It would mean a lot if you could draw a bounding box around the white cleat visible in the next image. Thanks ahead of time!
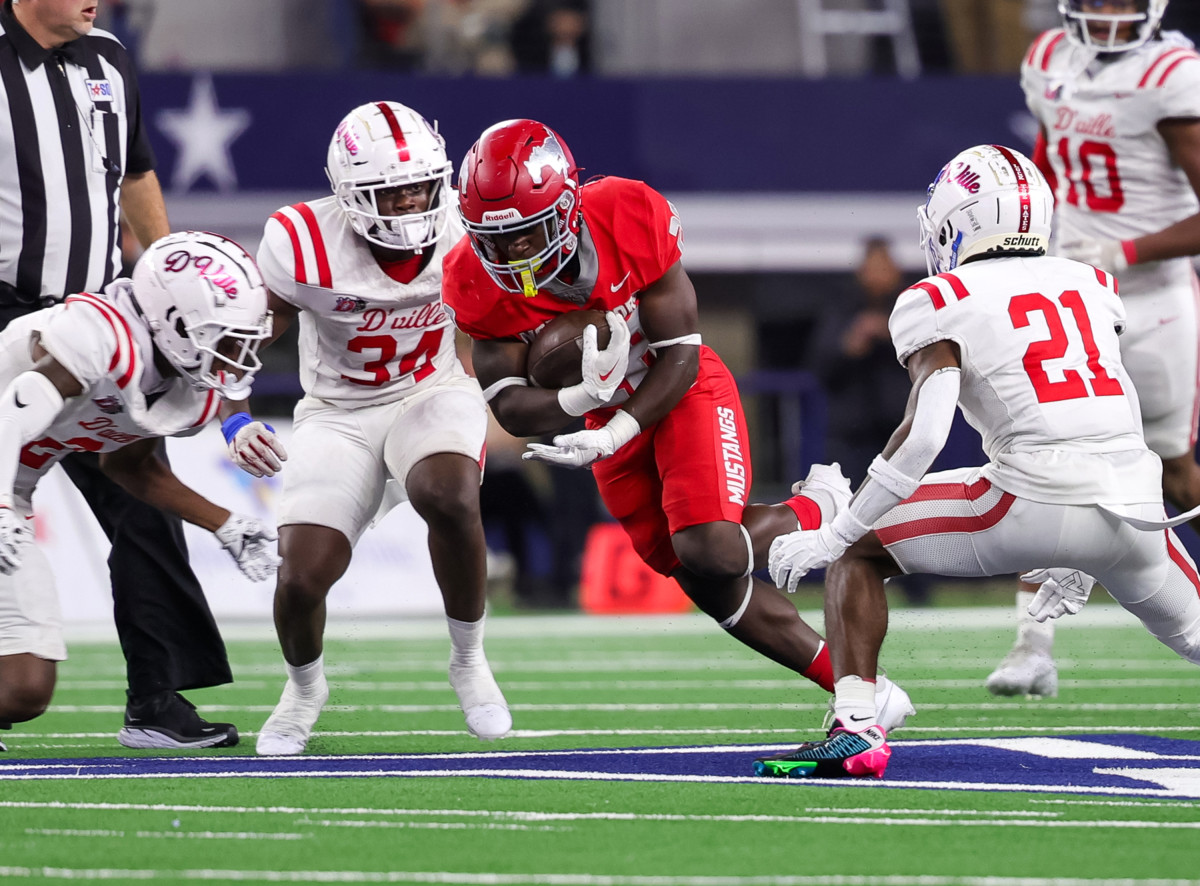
[822,673,916,733]
[985,644,1058,697]
[792,462,853,519]
[255,675,329,756]
[874,674,916,732]
[449,661,512,741]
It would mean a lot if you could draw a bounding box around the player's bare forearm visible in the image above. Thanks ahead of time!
[489,385,580,438]
[100,440,230,532]
[618,342,698,430]
[121,171,170,247]
[1137,119,1200,263]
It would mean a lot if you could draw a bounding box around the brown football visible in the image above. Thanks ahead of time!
[526,310,612,389]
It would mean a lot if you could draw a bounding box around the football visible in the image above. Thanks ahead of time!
[526,310,611,389]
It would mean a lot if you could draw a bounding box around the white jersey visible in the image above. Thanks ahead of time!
[0,282,220,505]
[257,196,466,409]
[889,255,1161,505]
[1021,29,1200,294]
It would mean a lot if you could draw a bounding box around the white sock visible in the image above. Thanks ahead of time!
[447,616,487,668]
[832,675,877,728]
[285,655,326,695]
[1015,590,1055,654]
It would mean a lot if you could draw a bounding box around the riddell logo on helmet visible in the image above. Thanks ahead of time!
[483,209,522,223]
[1002,235,1041,248]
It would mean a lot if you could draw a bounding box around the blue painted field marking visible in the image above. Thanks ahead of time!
[2,735,1199,798]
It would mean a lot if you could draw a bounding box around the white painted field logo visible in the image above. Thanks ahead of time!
[716,406,746,506]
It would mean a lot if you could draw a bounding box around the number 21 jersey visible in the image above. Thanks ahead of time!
[889,256,1161,505]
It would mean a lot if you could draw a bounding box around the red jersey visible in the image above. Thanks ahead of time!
[444,176,685,405]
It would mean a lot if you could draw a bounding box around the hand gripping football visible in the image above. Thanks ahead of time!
[526,309,612,389]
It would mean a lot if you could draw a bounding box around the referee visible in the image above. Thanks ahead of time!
[0,0,238,749]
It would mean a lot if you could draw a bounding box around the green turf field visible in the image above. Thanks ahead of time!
[2,601,1199,885]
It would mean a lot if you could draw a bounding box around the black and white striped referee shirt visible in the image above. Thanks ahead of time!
[0,0,154,303]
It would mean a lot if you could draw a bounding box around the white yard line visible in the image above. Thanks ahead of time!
[2,868,1200,885]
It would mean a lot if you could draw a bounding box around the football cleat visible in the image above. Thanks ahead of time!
[754,723,891,779]
[118,691,238,750]
[985,644,1058,697]
[823,674,916,734]
[256,675,330,756]
[791,462,853,522]
[449,661,512,741]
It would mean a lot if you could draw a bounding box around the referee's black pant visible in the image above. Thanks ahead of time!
[1,298,232,700]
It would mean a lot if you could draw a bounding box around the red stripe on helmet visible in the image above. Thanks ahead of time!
[376,102,411,163]
[991,144,1032,234]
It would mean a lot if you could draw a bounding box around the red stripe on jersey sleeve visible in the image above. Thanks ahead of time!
[1028,31,1065,71]
[1094,267,1109,288]
[1154,52,1200,88]
[270,210,307,285]
[936,272,970,302]
[294,203,333,289]
[1138,48,1193,88]
[67,293,139,389]
[912,281,946,310]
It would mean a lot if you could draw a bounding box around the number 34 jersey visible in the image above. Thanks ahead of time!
[889,256,1161,506]
[257,196,466,409]
[1021,30,1200,292]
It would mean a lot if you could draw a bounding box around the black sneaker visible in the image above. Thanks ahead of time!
[118,691,238,749]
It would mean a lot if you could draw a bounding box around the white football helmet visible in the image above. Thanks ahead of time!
[1060,0,1167,53]
[326,101,453,252]
[131,231,272,401]
[918,145,1054,275]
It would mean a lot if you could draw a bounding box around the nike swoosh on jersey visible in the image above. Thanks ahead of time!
[610,272,632,292]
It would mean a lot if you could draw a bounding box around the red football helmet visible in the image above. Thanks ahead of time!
[457,119,582,296]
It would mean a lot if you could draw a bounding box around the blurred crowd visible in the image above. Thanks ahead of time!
[98,0,1200,77]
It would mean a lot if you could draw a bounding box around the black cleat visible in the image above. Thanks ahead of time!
[753,723,891,779]
[118,691,238,749]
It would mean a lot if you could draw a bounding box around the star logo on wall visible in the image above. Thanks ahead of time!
[156,75,251,193]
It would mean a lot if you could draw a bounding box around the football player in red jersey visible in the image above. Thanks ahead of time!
[442,119,915,731]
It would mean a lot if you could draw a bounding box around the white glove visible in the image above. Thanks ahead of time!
[227,420,288,478]
[1057,237,1130,274]
[558,311,632,416]
[215,514,280,582]
[0,507,33,576]
[524,409,640,469]
[768,525,847,594]
[1022,567,1096,623]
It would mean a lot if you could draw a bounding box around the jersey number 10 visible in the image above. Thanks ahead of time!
[1056,138,1124,212]
[1009,290,1124,403]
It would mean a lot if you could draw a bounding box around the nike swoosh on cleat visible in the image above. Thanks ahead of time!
[610,272,632,292]
[13,393,27,408]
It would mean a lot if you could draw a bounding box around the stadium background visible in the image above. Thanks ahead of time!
[44,0,1200,623]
